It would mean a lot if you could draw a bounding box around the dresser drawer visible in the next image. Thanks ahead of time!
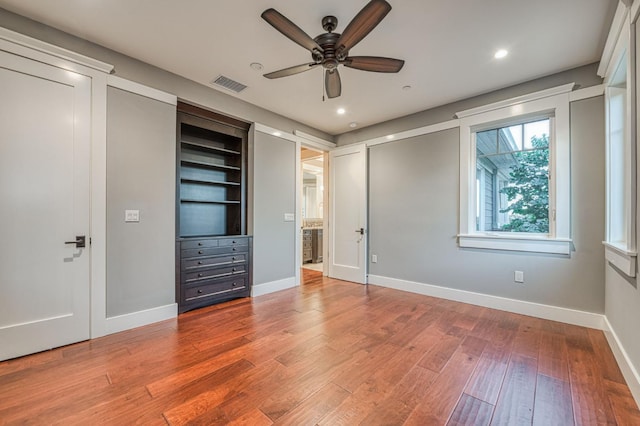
[185,264,247,282]
[184,276,248,302]
[218,237,249,247]
[182,253,247,271]
[182,245,247,258]
[181,238,219,250]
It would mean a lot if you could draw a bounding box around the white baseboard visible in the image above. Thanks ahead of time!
[367,275,605,330]
[603,317,640,406]
[105,303,177,335]
[252,276,298,297]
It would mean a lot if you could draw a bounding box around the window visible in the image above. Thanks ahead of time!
[475,119,550,234]
[601,18,636,277]
[457,84,573,254]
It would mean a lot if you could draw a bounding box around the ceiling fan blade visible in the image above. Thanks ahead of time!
[261,8,323,53]
[264,63,320,79]
[336,0,392,55]
[344,56,404,73]
[325,69,342,99]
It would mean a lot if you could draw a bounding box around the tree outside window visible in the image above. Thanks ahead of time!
[475,119,550,233]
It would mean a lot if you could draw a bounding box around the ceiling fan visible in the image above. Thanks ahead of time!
[261,0,404,99]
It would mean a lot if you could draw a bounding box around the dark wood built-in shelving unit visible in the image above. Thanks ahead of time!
[176,102,252,313]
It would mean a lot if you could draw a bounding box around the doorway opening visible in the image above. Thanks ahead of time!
[300,147,327,282]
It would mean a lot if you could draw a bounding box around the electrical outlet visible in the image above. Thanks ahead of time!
[514,270,524,283]
[371,254,378,263]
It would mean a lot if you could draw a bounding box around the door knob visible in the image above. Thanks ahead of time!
[64,235,86,248]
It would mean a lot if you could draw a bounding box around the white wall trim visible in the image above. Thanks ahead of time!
[454,83,576,119]
[294,130,336,149]
[105,304,177,336]
[255,122,299,143]
[569,84,605,102]
[603,242,638,277]
[252,276,297,297]
[365,119,460,147]
[603,316,640,406]
[459,234,572,255]
[599,2,630,77]
[107,75,177,105]
[0,26,114,74]
[368,275,605,330]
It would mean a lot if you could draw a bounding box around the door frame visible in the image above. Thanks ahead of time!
[297,139,332,279]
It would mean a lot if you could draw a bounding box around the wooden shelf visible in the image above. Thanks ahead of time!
[181,140,241,156]
[181,199,241,205]
[181,159,241,171]
[181,178,240,187]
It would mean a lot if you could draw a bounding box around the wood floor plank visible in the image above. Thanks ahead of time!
[532,374,574,426]
[447,393,494,426]
[271,382,350,425]
[405,349,482,425]
[464,351,508,405]
[0,273,637,425]
[490,353,537,425]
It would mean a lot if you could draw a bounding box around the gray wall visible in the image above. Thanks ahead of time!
[106,87,176,317]
[368,96,605,313]
[0,8,333,143]
[252,131,296,286]
[338,63,603,146]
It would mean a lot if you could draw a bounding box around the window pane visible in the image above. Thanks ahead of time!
[502,125,523,151]
[475,120,550,233]
[524,119,550,149]
[476,129,498,156]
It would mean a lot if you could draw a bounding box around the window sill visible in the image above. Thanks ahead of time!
[603,242,637,277]
[458,234,572,255]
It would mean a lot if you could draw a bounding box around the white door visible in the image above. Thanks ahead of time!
[0,51,91,361]
[329,143,367,284]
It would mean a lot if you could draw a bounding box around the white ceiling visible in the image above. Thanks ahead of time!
[0,0,617,135]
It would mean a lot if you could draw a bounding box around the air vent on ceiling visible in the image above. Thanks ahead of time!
[211,75,247,93]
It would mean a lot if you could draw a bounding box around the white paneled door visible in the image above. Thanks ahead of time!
[329,143,367,284]
[0,51,91,361]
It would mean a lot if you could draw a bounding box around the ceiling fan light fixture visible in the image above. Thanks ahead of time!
[337,108,346,115]
[349,122,358,128]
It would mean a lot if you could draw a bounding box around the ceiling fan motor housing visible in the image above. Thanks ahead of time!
[314,31,342,69]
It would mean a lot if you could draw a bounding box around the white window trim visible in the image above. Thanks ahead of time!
[601,9,638,277]
[457,84,573,255]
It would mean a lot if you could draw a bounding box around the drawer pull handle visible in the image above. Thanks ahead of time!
[232,282,237,287]
[232,257,236,260]
[198,273,203,277]
[198,242,203,246]
[232,240,237,244]
[232,247,236,251]
[198,261,203,265]
[197,289,203,294]
[198,250,203,254]
[232,268,236,272]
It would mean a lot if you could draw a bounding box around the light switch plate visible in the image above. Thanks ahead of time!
[284,213,295,222]
[514,270,524,283]
[125,210,140,222]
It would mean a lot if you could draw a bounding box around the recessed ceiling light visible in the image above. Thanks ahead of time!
[386,135,395,140]
[494,49,508,59]
[402,85,412,91]
[250,62,264,71]
[273,131,281,137]
[349,122,358,128]
[337,108,346,115]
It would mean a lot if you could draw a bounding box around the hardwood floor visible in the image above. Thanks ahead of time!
[1,270,639,425]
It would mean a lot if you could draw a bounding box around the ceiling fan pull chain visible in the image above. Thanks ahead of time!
[322,70,325,102]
